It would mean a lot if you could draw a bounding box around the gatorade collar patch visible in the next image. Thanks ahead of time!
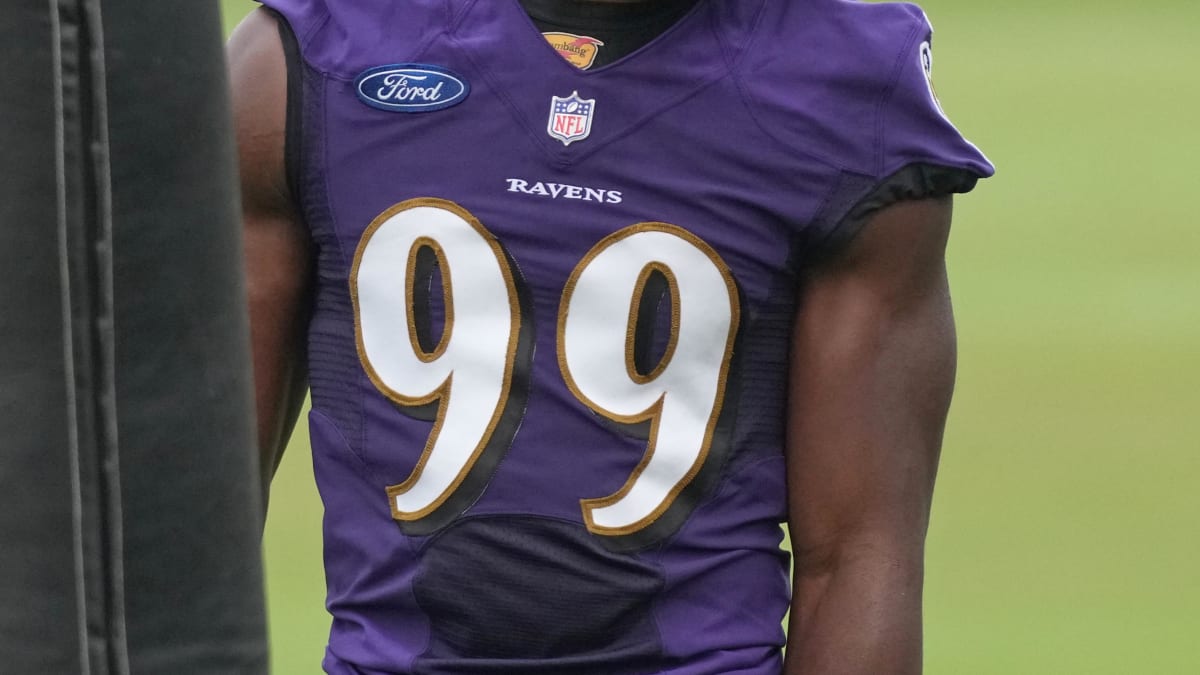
[543,33,605,70]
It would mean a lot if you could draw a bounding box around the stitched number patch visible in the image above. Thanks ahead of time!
[559,225,739,537]
[352,199,526,531]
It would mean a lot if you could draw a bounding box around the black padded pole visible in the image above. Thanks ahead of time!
[0,3,86,672]
[0,2,268,673]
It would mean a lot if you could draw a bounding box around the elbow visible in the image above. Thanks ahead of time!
[792,528,928,587]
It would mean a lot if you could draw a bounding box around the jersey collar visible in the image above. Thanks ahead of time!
[449,0,735,166]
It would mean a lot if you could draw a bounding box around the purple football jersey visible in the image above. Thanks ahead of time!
[258,0,993,673]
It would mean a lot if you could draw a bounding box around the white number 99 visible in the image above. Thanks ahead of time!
[352,202,740,543]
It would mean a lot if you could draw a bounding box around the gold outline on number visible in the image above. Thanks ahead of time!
[624,262,681,385]
[350,198,522,524]
[405,236,454,363]
[557,222,741,538]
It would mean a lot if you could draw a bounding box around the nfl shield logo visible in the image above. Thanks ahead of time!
[547,91,595,146]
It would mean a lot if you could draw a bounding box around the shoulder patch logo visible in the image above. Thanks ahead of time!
[919,42,946,116]
[548,91,596,146]
[355,64,470,113]
[543,32,605,70]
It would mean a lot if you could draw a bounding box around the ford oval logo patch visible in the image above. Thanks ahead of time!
[355,64,470,113]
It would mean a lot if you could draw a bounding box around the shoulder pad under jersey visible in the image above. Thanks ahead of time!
[734,0,993,180]
[259,0,453,79]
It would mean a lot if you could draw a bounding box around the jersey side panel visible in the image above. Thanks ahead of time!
[734,0,994,250]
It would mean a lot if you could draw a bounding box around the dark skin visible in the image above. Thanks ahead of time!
[784,195,954,674]
[229,8,955,674]
[228,9,311,497]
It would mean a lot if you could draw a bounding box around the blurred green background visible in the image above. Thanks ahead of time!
[220,0,1200,672]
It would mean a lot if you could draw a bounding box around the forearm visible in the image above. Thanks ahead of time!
[246,265,309,500]
[785,545,924,674]
[251,336,307,487]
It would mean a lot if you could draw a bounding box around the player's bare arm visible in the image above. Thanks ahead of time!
[785,197,956,674]
[227,9,312,501]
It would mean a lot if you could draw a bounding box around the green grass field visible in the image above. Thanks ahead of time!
[221,1,1200,672]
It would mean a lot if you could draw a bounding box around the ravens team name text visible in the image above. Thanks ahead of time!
[505,178,623,204]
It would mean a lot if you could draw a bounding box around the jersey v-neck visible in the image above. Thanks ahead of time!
[519,0,700,70]
[452,0,734,165]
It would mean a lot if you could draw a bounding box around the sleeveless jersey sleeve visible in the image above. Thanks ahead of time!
[257,0,328,53]
[810,6,995,256]
[257,0,447,77]
[879,13,993,180]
